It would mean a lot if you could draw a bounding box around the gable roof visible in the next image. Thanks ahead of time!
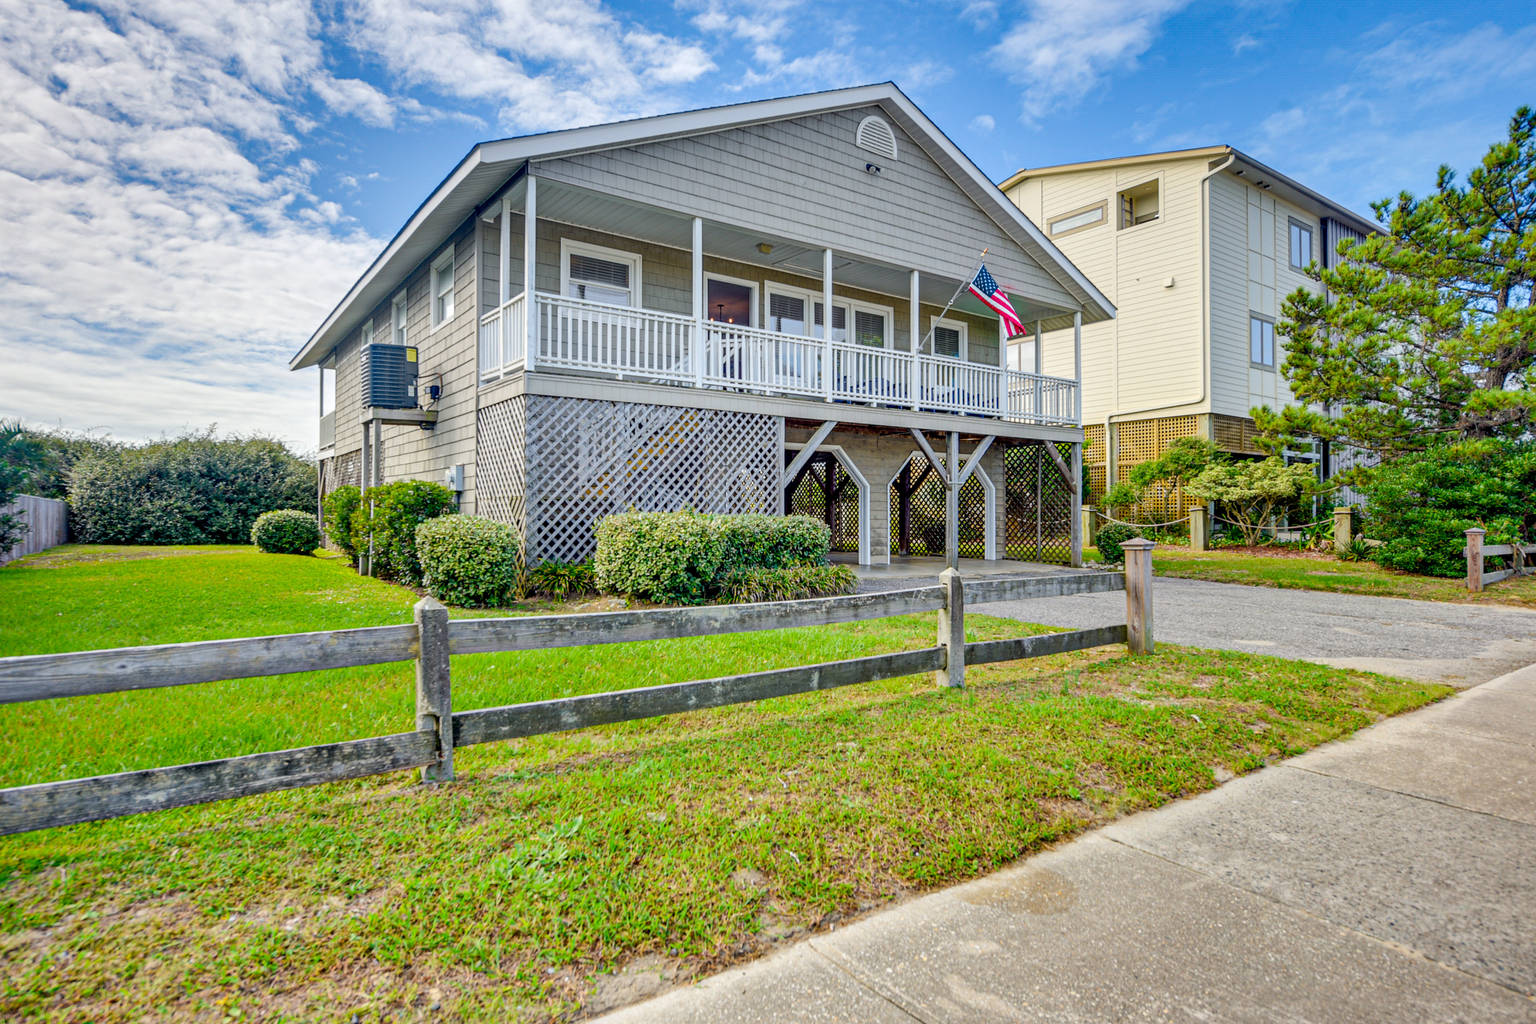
[999,145,1379,238]
[291,82,1114,370]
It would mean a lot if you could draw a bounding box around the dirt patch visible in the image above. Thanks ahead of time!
[1202,546,1331,560]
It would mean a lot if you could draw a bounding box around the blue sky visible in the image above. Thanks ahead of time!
[4,0,1534,448]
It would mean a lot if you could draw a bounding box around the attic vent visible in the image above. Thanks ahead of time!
[855,116,898,161]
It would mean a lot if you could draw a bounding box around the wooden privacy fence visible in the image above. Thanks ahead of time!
[1465,528,1536,592]
[0,543,1156,837]
[2,495,68,565]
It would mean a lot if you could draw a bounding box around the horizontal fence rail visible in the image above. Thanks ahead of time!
[1464,528,1536,592]
[0,552,1156,836]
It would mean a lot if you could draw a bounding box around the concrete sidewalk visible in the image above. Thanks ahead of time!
[595,663,1536,1023]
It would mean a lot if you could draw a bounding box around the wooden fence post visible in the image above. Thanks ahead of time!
[414,597,453,782]
[1465,527,1485,593]
[1334,506,1354,553]
[935,567,965,688]
[1122,538,1155,654]
[1188,506,1208,552]
[1081,505,1099,549]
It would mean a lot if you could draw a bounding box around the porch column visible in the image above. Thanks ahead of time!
[524,173,538,372]
[898,460,911,556]
[946,431,960,570]
[998,303,1008,417]
[1070,441,1084,567]
[1073,310,1082,423]
[692,216,704,386]
[909,269,921,410]
[499,195,512,305]
[1034,318,1043,421]
[823,248,835,402]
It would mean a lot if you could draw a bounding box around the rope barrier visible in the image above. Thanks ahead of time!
[1094,512,1191,529]
[1211,515,1332,532]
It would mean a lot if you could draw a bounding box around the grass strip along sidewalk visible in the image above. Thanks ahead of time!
[1147,546,1536,609]
[0,546,1447,1022]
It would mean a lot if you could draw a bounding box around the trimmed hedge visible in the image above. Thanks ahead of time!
[718,563,857,603]
[416,516,519,607]
[321,485,361,559]
[251,510,320,554]
[1095,523,1142,565]
[593,511,834,605]
[350,481,458,585]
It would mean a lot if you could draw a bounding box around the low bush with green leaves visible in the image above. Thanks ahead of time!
[416,516,519,607]
[715,514,830,576]
[525,559,596,600]
[1094,522,1142,565]
[250,510,320,554]
[321,485,361,559]
[718,563,857,603]
[594,510,725,605]
[350,480,457,585]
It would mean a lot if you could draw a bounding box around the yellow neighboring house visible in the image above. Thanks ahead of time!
[1000,147,1377,512]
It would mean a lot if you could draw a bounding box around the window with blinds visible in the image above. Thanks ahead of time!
[853,309,886,346]
[933,324,961,357]
[567,252,634,306]
[768,292,807,334]
[813,301,847,341]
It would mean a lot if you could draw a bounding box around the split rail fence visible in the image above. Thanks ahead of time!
[0,543,1155,837]
[1464,527,1536,592]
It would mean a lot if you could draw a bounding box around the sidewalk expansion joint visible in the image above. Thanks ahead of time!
[805,939,933,1024]
[1278,762,1536,830]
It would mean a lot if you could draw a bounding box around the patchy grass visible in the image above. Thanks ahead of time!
[1147,546,1536,609]
[0,545,1448,1022]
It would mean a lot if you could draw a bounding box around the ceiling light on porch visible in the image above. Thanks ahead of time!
[757,242,773,255]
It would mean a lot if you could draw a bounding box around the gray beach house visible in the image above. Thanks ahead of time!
[291,83,1113,568]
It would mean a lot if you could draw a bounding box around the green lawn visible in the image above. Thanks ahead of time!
[1143,545,1536,609]
[0,546,1448,1022]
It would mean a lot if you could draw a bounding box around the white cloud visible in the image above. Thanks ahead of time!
[970,114,996,133]
[991,0,1192,125]
[904,60,954,91]
[1232,33,1258,55]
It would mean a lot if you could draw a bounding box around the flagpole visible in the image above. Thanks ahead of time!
[916,247,989,354]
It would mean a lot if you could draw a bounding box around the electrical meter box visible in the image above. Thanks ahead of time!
[361,344,418,409]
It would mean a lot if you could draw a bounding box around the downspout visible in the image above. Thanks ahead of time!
[1103,150,1236,484]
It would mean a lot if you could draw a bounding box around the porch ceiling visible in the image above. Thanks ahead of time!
[533,179,1071,324]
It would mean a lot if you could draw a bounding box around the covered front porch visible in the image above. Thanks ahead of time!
[474,171,1084,428]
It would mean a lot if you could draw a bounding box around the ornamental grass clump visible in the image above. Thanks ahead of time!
[250,510,321,554]
[416,516,520,607]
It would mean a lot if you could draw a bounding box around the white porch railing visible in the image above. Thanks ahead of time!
[478,293,527,381]
[477,292,1081,426]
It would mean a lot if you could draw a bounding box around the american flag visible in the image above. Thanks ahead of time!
[969,264,1027,338]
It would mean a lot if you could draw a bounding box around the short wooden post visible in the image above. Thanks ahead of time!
[414,597,453,782]
[1334,506,1353,553]
[935,567,965,688]
[1082,505,1099,549]
[1188,506,1208,552]
[1122,538,1155,655]
[1465,527,1485,593]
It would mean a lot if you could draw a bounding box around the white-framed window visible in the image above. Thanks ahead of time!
[391,290,408,345]
[430,246,455,329]
[1288,218,1314,269]
[706,273,757,327]
[361,318,375,347]
[848,304,891,347]
[1250,314,1276,367]
[561,238,641,307]
[1048,202,1107,238]
[765,282,891,346]
[930,316,968,359]
[1117,178,1160,229]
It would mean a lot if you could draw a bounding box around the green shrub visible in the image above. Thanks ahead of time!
[526,559,595,600]
[717,563,857,603]
[250,510,320,554]
[321,486,361,559]
[1361,440,1534,578]
[714,514,831,577]
[594,510,725,605]
[350,481,458,585]
[1095,523,1142,564]
[416,516,519,607]
[67,430,315,544]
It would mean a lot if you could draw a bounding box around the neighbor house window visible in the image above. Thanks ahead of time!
[361,318,375,347]
[392,290,408,345]
[1289,219,1314,269]
[561,239,641,307]
[931,317,967,359]
[430,247,455,328]
[1118,179,1160,229]
[1250,314,1276,367]
[1048,202,1107,237]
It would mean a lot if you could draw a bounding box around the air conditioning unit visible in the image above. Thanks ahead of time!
[361,344,418,409]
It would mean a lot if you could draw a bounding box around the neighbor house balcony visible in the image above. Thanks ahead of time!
[478,291,1079,426]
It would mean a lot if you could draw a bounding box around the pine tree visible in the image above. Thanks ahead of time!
[1256,107,1536,456]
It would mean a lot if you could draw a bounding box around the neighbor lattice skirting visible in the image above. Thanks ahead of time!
[477,394,778,564]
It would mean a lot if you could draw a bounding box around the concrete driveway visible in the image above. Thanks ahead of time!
[983,575,1536,687]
